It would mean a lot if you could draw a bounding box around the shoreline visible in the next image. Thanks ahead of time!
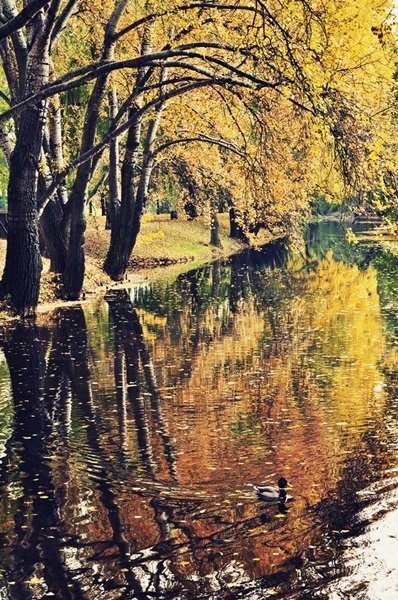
[0,212,281,322]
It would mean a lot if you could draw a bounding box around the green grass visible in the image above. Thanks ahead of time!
[135,213,242,259]
[86,212,244,264]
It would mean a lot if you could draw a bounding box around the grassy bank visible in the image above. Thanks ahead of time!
[85,212,245,266]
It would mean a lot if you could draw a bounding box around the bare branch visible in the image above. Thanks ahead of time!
[0,42,287,124]
[114,3,258,41]
[153,134,246,158]
[37,76,255,214]
[0,0,50,42]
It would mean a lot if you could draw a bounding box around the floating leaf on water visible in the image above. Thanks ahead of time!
[25,576,44,585]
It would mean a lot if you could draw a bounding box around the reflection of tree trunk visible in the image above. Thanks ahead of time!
[211,260,221,299]
[95,477,146,597]
[2,322,86,600]
[107,289,178,481]
[229,253,251,313]
[126,342,157,479]
[108,291,157,478]
[55,307,145,596]
[115,344,129,466]
[130,308,178,483]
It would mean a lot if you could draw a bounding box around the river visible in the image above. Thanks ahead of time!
[1,222,398,599]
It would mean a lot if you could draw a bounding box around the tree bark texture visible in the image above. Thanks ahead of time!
[104,111,141,281]
[0,3,51,316]
[1,99,47,317]
[104,42,162,282]
[229,206,249,243]
[107,87,120,230]
[210,206,222,248]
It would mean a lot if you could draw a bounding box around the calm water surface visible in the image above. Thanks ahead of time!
[1,223,398,599]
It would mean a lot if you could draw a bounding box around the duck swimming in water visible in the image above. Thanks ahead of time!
[254,477,290,503]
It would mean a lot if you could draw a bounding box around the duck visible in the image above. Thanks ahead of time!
[254,477,291,503]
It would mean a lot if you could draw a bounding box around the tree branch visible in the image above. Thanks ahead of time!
[0,0,50,42]
[0,42,286,124]
[153,134,246,158]
[114,3,258,41]
[36,77,254,214]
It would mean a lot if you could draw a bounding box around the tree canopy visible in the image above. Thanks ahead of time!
[0,0,396,316]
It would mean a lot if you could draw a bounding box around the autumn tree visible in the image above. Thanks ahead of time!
[101,0,397,280]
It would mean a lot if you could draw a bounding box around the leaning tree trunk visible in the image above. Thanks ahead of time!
[39,197,67,274]
[38,124,68,273]
[104,108,162,281]
[104,51,163,282]
[61,0,129,300]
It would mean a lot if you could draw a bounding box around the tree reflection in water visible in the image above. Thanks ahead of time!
[1,233,398,599]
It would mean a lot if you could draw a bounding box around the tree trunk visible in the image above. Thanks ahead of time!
[104,109,162,281]
[210,206,222,247]
[229,206,249,243]
[0,5,50,317]
[3,111,44,316]
[104,110,141,281]
[61,0,129,300]
[39,126,67,273]
[107,87,120,230]
[39,198,67,273]
[61,174,88,300]
[104,48,163,282]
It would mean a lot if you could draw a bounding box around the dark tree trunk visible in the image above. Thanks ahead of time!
[104,23,156,282]
[1,107,44,317]
[61,0,128,300]
[104,105,160,282]
[39,198,67,273]
[61,175,87,300]
[0,6,52,317]
[210,207,222,248]
[229,206,249,243]
[104,112,141,281]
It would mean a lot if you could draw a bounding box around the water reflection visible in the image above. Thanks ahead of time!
[0,225,398,598]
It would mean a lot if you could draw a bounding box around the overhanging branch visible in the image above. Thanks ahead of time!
[0,43,286,124]
[153,134,246,158]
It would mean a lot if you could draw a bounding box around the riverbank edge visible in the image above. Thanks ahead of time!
[0,213,265,322]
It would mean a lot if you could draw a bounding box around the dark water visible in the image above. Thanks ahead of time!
[1,223,398,599]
